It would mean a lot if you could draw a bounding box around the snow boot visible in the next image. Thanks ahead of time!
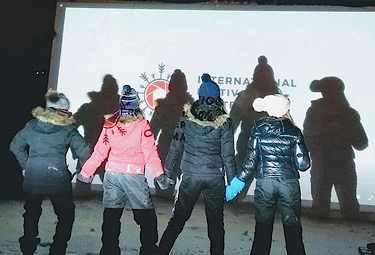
[283,224,306,255]
[100,208,124,255]
[133,209,158,255]
[19,236,41,255]
[250,222,273,255]
[49,200,75,255]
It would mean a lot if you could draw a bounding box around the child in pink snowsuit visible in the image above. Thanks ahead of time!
[78,85,172,255]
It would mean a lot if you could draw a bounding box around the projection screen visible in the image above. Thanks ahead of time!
[49,2,375,206]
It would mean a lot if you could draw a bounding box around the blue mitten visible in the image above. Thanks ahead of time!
[225,176,246,201]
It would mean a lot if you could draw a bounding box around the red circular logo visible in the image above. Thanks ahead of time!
[144,79,170,109]
[144,129,153,137]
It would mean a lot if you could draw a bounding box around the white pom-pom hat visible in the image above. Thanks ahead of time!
[253,94,290,118]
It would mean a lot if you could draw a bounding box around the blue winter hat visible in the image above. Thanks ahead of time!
[120,85,140,110]
[198,73,220,99]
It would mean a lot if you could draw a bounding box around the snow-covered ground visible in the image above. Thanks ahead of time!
[1,189,374,255]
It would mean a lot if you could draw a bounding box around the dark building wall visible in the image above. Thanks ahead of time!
[1,0,57,199]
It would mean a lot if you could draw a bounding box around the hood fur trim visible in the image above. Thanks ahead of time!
[184,103,229,128]
[104,112,144,127]
[32,106,75,126]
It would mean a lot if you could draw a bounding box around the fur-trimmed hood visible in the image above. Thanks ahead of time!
[32,106,75,126]
[184,103,230,128]
[103,110,144,128]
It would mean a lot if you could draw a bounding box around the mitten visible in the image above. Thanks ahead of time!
[155,174,174,190]
[225,176,246,201]
[77,173,94,183]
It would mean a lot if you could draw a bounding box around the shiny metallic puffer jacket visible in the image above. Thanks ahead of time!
[237,116,310,182]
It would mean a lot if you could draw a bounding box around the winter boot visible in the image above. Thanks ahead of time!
[158,210,190,255]
[19,236,41,255]
[207,214,224,255]
[367,243,375,254]
[100,208,124,255]
[21,195,42,255]
[283,224,306,255]
[49,201,75,255]
[133,209,159,255]
[250,222,274,255]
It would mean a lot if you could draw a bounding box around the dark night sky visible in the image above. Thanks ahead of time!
[1,0,374,199]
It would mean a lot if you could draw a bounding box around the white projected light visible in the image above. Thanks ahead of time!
[50,3,375,206]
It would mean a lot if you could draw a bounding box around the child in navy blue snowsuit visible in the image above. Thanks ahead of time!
[226,94,310,255]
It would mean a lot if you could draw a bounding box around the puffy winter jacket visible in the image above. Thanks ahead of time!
[9,107,91,194]
[80,113,164,178]
[237,116,310,182]
[164,103,237,182]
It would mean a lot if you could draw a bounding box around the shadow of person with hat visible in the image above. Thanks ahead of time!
[303,76,368,220]
[230,56,280,201]
[150,69,194,198]
[73,74,120,196]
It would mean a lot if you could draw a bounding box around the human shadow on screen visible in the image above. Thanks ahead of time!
[303,76,368,219]
[150,69,194,198]
[73,74,120,194]
[230,56,280,201]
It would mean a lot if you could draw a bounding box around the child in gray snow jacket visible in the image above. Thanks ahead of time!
[10,90,91,255]
[157,74,237,255]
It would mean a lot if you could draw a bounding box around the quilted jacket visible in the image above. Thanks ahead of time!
[164,103,237,182]
[9,107,91,194]
[237,116,310,182]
